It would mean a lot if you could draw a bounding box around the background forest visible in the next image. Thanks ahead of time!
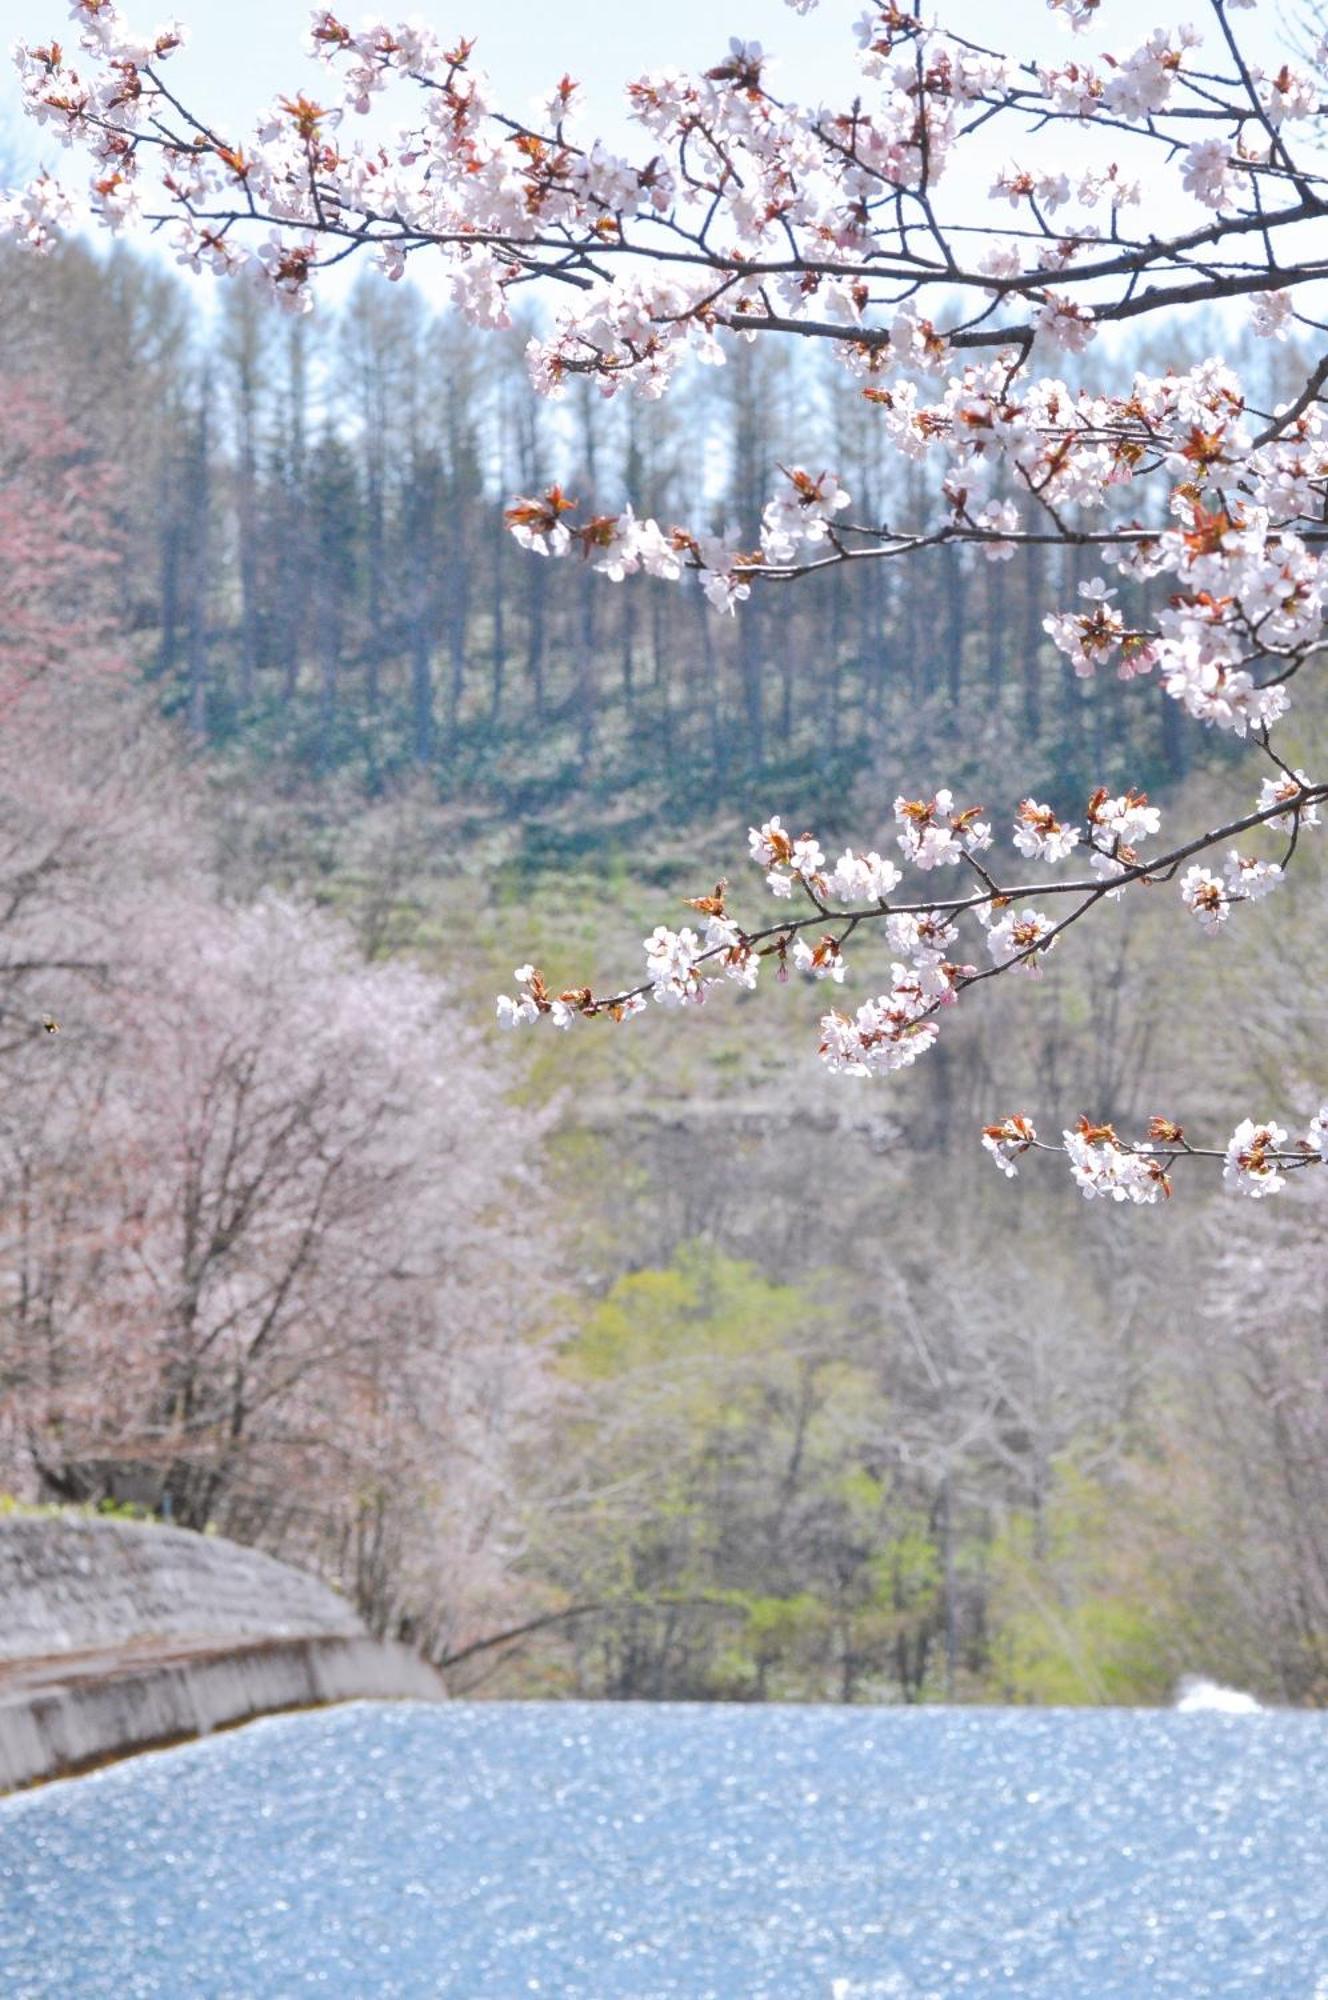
[0,236,1325,1707]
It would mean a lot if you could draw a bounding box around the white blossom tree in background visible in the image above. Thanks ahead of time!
[5,0,1328,1201]
[2,888,553,1646]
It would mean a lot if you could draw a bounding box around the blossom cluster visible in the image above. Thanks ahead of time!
[6,6,1325,383]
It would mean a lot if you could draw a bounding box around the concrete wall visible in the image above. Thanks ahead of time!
[0,1516,446,1791]
[0,1514,363,1658]
[0,1636,445,1792]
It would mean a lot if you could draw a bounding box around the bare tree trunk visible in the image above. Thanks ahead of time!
[282,322,311,706]
[185,382,210,738]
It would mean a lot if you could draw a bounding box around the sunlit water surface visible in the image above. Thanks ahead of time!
[2,1701,1326,1998]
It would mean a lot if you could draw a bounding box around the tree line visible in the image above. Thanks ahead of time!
[7,239,1297,847]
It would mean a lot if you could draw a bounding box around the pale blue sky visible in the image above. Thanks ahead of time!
[7,0,1293,155]
[2,0,920,161]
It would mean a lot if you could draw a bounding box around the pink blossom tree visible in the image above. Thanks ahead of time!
[0,378,189,1065]
[6,0,1328,1199]
[0,388,121,693]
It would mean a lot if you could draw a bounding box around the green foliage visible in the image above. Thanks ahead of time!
[0,1495,155,1524]
[514,1245,964,1701]
[566,1245,820,1384]
[987,1465,1179,1705]
[0,1494,65,1519]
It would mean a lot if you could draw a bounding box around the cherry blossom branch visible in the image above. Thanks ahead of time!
[982,1107,1328,1202]
[496,776,1323,1021]
[9,0,1328,1210]
[493,766,1325,1200]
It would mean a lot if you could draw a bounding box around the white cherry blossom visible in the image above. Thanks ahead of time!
[982,1113,1038,1178]
[1180,866,1229,933]
[792,936,847,982]
[1305,1105,1328,1164]
[1013,801,1080,863]
[1258,773,1321,833]
[985,907,1056,971]
[1063,1123,1169,1204]
[1223,1120,1289,1198]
